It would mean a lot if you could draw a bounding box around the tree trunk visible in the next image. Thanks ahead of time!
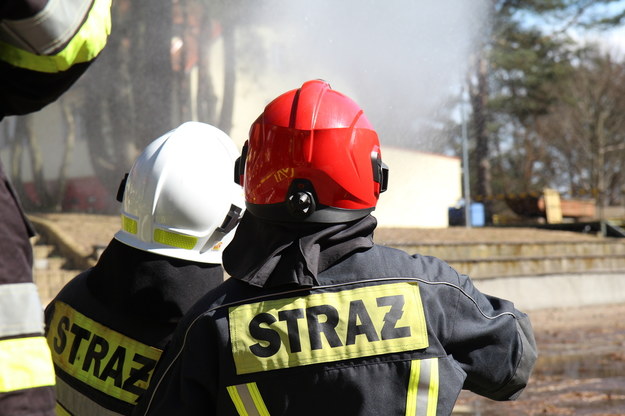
[24,114,51,209]
[9,119,27,206]
[55,99,76,211]
[470,53,493,222]
[197,15,217,124]
[218,20,236,134]
[131,0,174,149]
[82,0,136,198]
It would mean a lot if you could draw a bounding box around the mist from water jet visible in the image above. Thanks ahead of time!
[241,0,490,151]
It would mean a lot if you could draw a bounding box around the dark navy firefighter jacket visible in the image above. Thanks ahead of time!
[133,243,537,416]
[44,239,225,415]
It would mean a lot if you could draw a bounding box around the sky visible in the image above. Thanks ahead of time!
[518,1,625,56]
[590,24,625,55]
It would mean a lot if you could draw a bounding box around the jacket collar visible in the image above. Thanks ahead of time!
[223,213,377,288]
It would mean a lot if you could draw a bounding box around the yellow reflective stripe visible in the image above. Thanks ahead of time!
[153,229,197,250]
[46,301,162,404]
[0,336,55,392]
[56,376,124,416]
[227,385,249,416]
[55,402,71,416]
[0,282,45,338]
[247,382,270,416]
[122,215,138,234]
[227,383,270,416]
[405,358,439,416]
[405,359,420,415]
[0,0,111,73]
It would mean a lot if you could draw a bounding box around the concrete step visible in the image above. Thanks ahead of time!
[33,256,66,270]
[474,272,625,311]
[33,267,81,306]
[32,243,55,259]
[31,236,81,306]
[447,253,625,279]
[391,240,625,260]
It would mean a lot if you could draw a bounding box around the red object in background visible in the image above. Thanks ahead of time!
[21,176,115,213]
[62,176,114,212]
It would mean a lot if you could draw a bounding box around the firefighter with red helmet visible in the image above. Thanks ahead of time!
[132,80,537,416]
[44,122,244,415]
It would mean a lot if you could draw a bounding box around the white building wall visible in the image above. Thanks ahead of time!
[0,104,94,182]
[374,148,461,228]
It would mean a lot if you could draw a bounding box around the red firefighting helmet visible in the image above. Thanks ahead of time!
[236,79,388,223]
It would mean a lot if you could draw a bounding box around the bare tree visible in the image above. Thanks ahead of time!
[6,97,77,211]
[56,101,76,211]
[468,0,625,220]
[76,0,246,204]
[539,48,625,205]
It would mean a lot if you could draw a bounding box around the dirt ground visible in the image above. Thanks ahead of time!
[32,213,625,415]
[456,303,625,415]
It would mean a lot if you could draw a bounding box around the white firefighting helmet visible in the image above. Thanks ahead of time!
[114,121,244,264]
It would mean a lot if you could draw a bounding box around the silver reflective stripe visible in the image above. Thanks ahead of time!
[415,359,431,416]
[56,376,124,416]
[227,383,270,416]
[236,384,260,416]
[0,282,44,338]
[0,0,93,54]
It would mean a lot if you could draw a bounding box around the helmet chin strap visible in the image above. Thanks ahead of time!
[234,141,248,186]
[116,173,129,202]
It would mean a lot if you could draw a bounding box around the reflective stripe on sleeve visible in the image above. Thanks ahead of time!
[0,282,45,338]
[405,358,439,416]
[0,336,55,392]
[0,0,93,54]
[227,382,270,416]
[0,0,111,72]
[55,376,124,416]
[55,402,72,416]
[54,403,72,416]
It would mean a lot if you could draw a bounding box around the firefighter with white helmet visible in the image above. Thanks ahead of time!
[115,122,243,264]
[44,121,244,415]
[133,81,537,416]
